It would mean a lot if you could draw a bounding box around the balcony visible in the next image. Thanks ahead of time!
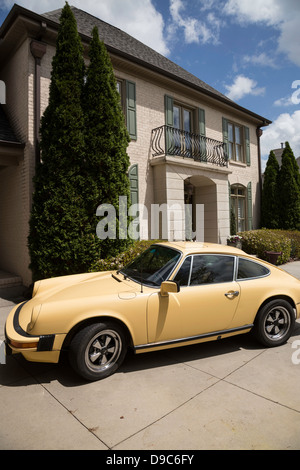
[151,125,228,167]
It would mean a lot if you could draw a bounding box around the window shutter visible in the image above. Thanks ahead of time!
[128,164,139,239]
[129,164,139,205]
[164,95,174,127]
[222,117,229,160]
[198,108,206,162]
[198,108,206,137]
[247,182,253,230]
[244,126,250,166]
[126,80,137,140]
[164,95,174,153]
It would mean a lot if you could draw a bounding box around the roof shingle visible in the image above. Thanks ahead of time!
[42,6,232,104]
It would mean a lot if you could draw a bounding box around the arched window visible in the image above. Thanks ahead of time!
[230,184,246,232]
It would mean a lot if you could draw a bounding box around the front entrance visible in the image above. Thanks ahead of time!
[184,175,218,243]
[151,157,231,244]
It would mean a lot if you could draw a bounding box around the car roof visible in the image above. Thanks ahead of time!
[153,241,245,256]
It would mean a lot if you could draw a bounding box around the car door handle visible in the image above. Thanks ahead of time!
[225,290,239,298]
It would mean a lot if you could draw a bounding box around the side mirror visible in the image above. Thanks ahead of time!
[160,281,180,297]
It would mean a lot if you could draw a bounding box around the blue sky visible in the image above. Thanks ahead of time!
[1,0,300,168]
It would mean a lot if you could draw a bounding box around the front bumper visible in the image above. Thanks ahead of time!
[4,301,62,363]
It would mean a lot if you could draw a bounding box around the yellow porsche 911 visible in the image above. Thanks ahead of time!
[4,242,300,381]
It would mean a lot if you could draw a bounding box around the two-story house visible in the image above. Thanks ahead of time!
[0,4,271,286]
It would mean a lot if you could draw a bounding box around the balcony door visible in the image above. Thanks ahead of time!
[173,105,193,156]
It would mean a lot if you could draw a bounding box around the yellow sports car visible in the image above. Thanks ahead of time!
[4,242,300,381]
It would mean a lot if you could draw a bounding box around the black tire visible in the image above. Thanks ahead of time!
[69,321,128,381]
[253,299,295,347]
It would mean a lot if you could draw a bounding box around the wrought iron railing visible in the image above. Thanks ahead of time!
[151,125,228,167]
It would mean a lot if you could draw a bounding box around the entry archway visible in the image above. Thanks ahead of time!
[184,175,217,242]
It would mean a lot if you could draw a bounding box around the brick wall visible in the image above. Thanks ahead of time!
[0,37,261,284]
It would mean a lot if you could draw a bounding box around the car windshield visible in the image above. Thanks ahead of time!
[120,245,181,287]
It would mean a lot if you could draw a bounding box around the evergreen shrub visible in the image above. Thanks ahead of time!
[238,229,295,265]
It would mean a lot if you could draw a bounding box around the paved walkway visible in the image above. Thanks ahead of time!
[0,263,300,450]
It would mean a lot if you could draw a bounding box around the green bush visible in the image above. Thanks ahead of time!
[89,240,161,272]
[238,229,297,265]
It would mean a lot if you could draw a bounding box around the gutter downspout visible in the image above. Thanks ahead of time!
[30,39,47,166]
[256,123,266,227]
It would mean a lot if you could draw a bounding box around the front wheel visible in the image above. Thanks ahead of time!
[253,299,295,347]
[69,322,128,381]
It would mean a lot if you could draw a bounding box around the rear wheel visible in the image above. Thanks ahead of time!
[253,299,295,347]
[69,322,127,381]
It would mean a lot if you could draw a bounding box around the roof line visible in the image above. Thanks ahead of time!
[1,4,271,126]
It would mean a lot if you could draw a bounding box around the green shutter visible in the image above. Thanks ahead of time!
[247,182,253,230]
[129,164,139,205]
[198,108,206,162]
[129,164,139,239]
[164,95,174,153]
[198,108,206,137]
[244,126,250,166]
[164,95,174,127]
[222,117,229,160]
[126,80,137,140]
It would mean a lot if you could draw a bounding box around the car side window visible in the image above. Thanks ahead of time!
[190,255,235,285]
[237,258,270,280]
[174,256,191,286]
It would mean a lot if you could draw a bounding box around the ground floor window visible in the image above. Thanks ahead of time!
[230,184,246,232]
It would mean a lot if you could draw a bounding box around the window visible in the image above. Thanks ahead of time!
[237,258,270,280]
[222,118,250,165]
[173,103,193,155]
[174,255,234,286]
[173,256,191,286]
[231,185,246,232]
[121,245,181,287]
[173,104,193,133]
[116,80,123,105]
[164,95,206,159]
[228,123,243,162]
[230,183,252,232]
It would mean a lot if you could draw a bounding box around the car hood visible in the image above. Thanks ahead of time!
[32,271,141,303]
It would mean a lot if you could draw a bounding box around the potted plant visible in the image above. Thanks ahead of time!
[227,235,243,249]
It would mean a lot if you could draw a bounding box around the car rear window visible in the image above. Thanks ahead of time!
[237,258,270,280]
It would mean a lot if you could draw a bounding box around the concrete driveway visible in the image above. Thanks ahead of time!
[1,263,300,450]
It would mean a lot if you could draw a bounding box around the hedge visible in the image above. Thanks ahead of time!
[89,230,300,272]
[238,229,300,265]
[89,240,160,272]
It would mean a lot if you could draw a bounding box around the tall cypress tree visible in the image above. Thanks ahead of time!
[277,142,300,230]
[261,150,280,228]
[83,26,131,258]
[28,4,100,280]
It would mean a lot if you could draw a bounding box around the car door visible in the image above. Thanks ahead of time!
[147,254,240,344]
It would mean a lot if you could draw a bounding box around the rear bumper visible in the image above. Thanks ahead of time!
[4,301,62,363]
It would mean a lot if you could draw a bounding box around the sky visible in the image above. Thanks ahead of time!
[0,0,300,169]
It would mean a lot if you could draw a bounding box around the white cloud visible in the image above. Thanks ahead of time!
[225,75,265,101]
[1,0,169,55]
[223,0,300,66]
[242,52,278,69]
[261,110,300,161]
[273,95,295,107]
[223,0,282,25]
[169,0,222,45]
